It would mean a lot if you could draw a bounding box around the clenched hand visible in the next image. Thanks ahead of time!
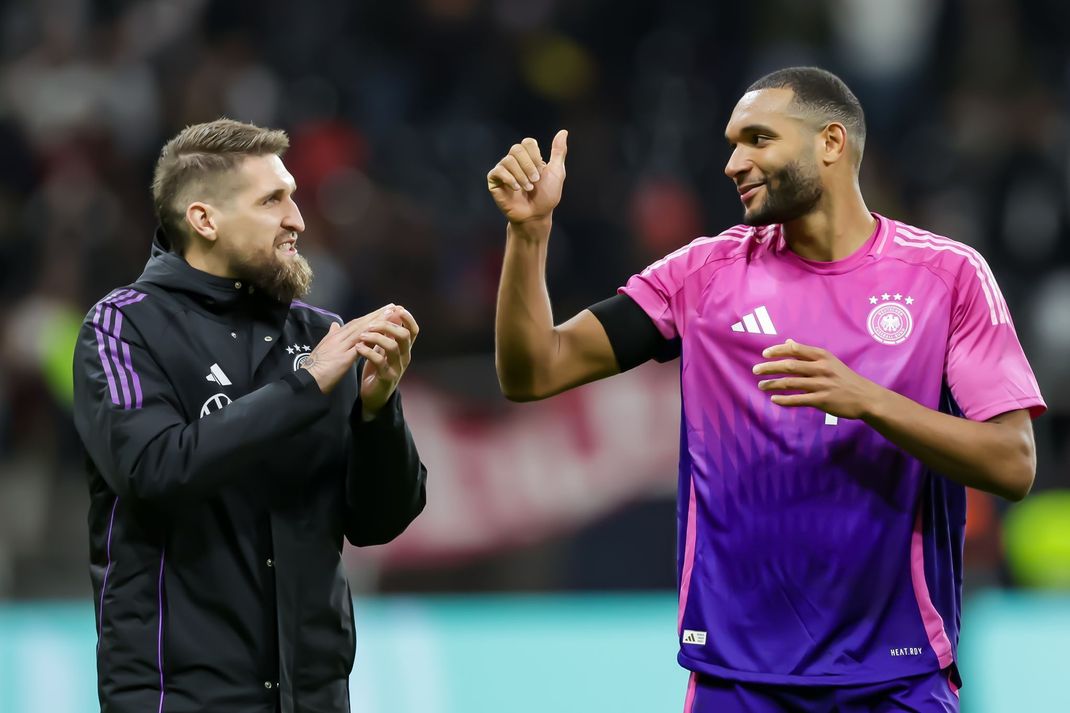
[355,306,419,420]
[301,305,417,408]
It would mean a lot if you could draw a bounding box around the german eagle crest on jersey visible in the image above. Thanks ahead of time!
[866,292,914,345]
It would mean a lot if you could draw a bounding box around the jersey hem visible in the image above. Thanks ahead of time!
[678,653,950,687]
[966,397,1047,423]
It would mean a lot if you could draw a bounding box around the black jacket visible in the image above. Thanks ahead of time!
[72,240,427,713]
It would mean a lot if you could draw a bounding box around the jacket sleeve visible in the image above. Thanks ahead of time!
[343,387,428,546]
[73,309,331,504]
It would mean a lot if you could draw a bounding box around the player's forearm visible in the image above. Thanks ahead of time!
[862,388,1035,501]
[495,219,558,400]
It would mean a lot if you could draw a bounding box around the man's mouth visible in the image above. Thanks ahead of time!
[738,183,765,204]
[277,236,298,255]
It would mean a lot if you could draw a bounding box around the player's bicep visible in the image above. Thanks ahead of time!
[542,309,622,396]
[537,293,678,398]
[517,294,678,400]
[986,409,1035,454]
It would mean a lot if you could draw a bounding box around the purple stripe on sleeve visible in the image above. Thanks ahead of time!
[120,341,144,409]
[103,307,133,409]
[157,548,166,713]
[112,292,147,308]
[291,299,344,324]
[92,304,120,406]
[91,289,147,410]
[97,497,119,650]
[103,288,134,306]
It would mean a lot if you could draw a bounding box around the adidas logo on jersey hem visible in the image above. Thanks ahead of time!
[731,306,777,335]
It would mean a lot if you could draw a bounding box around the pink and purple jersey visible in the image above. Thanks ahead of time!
[620,213,1045,685]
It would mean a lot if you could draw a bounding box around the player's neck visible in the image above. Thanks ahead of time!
[184,244,238,279]
[781,187,874,263]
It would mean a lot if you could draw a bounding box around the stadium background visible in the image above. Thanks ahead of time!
[1,0,1069,710]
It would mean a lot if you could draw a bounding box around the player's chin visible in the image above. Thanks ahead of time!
[742,207,774,227]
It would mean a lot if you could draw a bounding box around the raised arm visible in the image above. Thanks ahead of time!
[487,130,620,401]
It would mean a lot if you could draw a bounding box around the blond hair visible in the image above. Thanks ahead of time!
[151,119,290,253]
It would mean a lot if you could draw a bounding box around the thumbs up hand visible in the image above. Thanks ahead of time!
[486,130,569,225]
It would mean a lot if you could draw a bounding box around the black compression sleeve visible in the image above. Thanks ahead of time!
[588,294,681,372]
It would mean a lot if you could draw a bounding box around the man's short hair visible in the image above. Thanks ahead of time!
[746,67,866,167]
[151,119,290,254]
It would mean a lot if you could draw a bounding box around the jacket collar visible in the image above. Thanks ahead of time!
[137,228,282,314]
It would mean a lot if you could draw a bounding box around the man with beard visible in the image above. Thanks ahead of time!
[487,67,1044,711]
[73,119,428,713]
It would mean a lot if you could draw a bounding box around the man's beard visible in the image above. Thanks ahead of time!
[743,159,823,226]
[233,249,314,303]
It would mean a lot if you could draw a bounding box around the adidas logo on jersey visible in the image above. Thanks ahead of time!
[731,306,777,335]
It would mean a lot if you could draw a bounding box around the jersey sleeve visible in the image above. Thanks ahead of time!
[945,259,1046,422]
[618,234,735,340]
[73,298,332,504]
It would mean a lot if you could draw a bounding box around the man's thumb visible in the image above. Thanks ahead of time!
[329,321,340,333]
[549,129,568,171]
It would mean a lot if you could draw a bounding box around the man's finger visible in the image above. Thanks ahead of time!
[356,342,388,367]
[752,359,819,376]
[761,338,823,360]
[359,331,399,358]
[548,129,568,173]
[509,144,540,184]
[487,165,521,192]
[363,332,405,372]
[521,137,545,169]
[364,322,411,350]
[346,305,396,334]
[770,393,820,407]
[757,377,813,392]
[392,308,420,342]
[500,155,534,191]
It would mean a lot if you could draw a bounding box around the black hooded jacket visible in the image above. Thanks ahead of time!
[72,238,428,713]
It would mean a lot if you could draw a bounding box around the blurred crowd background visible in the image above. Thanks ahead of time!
[1,0,1070,606]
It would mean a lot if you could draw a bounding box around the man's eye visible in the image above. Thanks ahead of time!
[753,135,770,145]
[264,196,280,205]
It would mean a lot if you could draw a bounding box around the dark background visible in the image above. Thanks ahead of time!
[1,0,1068,600]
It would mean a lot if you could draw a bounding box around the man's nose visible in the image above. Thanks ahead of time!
[724,147,750,181]
[284,199,305,234]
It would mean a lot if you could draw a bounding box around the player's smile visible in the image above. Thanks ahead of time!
[738,182,765,204]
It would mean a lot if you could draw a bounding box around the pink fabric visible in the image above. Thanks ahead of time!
[677,476,698,633]
[910,504,954,669]
[892,225,1046,422]
[619,213,1044,681]
[623,216,1045,429]
[948,670,960,698]
[627,226,750,341]
[683,672,697,713]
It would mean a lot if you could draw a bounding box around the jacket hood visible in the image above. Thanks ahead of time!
[137,228,271,311]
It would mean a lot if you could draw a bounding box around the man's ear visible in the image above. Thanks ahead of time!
[819,122,848,167]
[185,201,218,243]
